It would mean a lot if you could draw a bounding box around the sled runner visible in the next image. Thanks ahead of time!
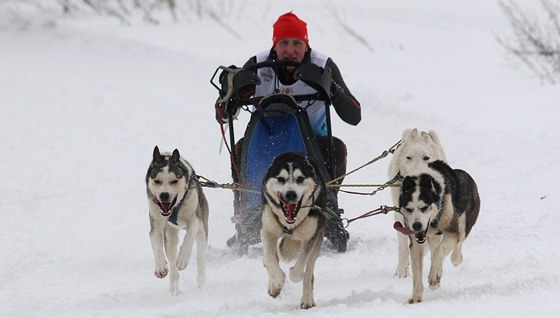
[211,61,349,255]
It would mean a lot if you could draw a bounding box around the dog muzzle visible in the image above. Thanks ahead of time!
[152,196,178,217]
[278,192,303,224]
[393,221,428,244]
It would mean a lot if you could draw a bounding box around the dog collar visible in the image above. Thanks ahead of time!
[430,218,438,229]
[283,226,293,235]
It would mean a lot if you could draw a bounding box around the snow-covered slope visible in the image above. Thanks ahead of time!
[1,1,559,317]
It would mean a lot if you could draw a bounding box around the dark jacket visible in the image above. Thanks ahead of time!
[243,48,361,126]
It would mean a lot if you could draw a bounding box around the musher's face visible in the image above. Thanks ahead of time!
[274,38,308,70]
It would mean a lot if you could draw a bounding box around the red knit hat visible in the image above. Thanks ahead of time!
[272,12,309,46]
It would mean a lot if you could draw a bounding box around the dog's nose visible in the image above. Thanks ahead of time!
[284,190,297,202]
[412,222,423,231]
[159,192,170,202]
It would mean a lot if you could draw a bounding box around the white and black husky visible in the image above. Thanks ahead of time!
[146,146,209,295]
[395,160,480,304]
[260,152,327,309]
[389,128,448,278]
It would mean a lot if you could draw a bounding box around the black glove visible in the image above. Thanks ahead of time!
[330,81,345,103]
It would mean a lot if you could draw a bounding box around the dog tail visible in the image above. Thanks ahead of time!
[278,237,301,262]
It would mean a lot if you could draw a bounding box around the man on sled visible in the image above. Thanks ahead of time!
[213,11,361,255]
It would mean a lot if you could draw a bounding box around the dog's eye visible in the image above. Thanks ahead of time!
[405,156,412,160]
[420,206,429,212]
[423,156,430,161]
[296,176,305,184]
[170,180,179,185]
[404,208,413,213]
[277,177,286,183]
[154,179,162,185]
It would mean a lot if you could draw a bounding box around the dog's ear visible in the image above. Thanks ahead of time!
[419,174,434,190]
[402,176,416,189]
[431,175,443,199]
[399,176,416,207]
[152,146,163,162]
[401,128,412,140]
[418,130,435,146]
[420,131,437,148]
[171,149,181,162]
[420,174,442,203]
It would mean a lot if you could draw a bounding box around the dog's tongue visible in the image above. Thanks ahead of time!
[159,202,172,215]
[393,221,415,235]
[285,203,298,222]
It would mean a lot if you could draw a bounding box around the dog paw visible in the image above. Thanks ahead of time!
[169,286,180,296]
[429,281,440,290]
[407,296,423,304]
[196,275,206,288]
[267,285,282,298]
[289,266,304,282]
[267,271,286,298]
[451,251,463,267]
[154,265,169,279]
[176,258,189,271]
[300,297,316,309]
[428,270,442,289]
[394,266,409,278]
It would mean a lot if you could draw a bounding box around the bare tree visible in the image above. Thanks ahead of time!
[1,0,242,40]
[498,0,560,84]
[1,0,218,26]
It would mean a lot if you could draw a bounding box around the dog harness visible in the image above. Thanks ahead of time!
[168,185,190,226]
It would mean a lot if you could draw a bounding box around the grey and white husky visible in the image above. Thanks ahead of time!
[146,146,209,295]
[260,152,327,309]
[395,160,480,303]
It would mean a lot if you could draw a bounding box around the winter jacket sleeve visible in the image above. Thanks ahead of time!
[242,56,257,69]
[240,56,258,96]
[326,58,361,126]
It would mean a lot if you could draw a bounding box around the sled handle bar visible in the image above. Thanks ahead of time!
[245,60,301,71]
[246,60,332,101]
[248,92,326,106]
[209,60,301,92]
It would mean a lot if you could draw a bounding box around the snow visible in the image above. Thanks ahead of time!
[1,0,559,317]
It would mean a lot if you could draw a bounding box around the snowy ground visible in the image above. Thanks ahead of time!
[1,1,559,317]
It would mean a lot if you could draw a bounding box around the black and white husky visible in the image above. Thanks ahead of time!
[395,160,480,304]
[146,146,209,295]
[260,152,327,309]
[389,128,448,278]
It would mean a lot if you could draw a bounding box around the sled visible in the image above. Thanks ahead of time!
[211,61,349,255]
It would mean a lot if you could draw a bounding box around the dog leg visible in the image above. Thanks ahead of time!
[300,232,322,309]
[289,239,307,283]
[427,232,441,258]
[261,229,285,298]
[177,218,200,271]
[195,224,208,288]
[408,240,425,304]
[427,231,441,253]
[164,226,180,296]
[451,242,463,266]
[394,213,410,278]
[149,217,169,279]
[428,233,458,290]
